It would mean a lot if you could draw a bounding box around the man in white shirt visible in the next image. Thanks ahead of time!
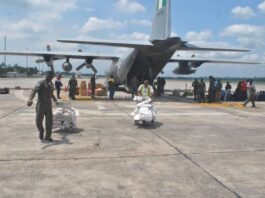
[243,79,256,107]
[130,80,154,117]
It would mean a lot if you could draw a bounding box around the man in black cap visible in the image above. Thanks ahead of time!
[27,71,57,142]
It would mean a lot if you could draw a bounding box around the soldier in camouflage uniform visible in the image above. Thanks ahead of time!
[192,78,200,101]
[198,79,206,103]
[68,74,78,100]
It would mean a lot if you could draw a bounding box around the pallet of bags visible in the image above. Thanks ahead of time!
[53,101,77,130]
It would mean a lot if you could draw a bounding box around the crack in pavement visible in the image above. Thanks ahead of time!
[0,149,264,163]
[188,149,265,155]
[0,153,180,162]
[0,104,26,120]
[147,130,243,198]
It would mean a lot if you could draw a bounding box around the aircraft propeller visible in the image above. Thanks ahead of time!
[76,58,98,73]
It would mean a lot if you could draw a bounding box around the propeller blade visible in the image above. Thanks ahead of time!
[76,63,86,71]
[36,58,45,64]
[46,45,51,51]
[90,65,98,73]
[44,56,53,67]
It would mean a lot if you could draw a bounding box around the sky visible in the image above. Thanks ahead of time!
[0,0,265,77]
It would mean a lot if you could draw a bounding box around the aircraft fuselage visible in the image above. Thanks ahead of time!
[109,37,181,88]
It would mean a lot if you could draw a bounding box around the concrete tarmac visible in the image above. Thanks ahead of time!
[1,87,265,197]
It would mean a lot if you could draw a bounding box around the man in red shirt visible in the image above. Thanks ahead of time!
[241,80,247,100]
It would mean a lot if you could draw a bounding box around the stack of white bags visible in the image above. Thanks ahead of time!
[53,101,78,130]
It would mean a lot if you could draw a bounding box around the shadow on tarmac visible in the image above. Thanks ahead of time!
[135,121,163,130]
[41,128,84,149]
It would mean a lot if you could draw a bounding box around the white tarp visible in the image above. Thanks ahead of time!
[53,101,78,130]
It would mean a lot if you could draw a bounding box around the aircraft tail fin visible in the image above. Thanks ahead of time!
[149,0,171,42]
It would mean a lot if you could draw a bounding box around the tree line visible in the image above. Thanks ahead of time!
[0,62,39,76]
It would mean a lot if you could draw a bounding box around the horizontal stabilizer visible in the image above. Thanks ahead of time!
[181,43,250,52]
[169,58,261,65]
[57,39,153,48]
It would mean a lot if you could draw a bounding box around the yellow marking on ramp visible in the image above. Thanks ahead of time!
[60,95,93,101]
[197,102,244,109]
[60,92,92,101]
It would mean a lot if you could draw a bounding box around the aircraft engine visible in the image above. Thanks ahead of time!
[173,67,195,75]
[173,61,204,75]
[62,62,73,72]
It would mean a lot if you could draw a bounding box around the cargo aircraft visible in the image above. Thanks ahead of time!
[0,0,259,89]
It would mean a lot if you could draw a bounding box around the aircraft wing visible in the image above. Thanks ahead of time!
[57,39,153,48]
[181,43,250,52]
[0,51,119,61]
[169,58,260,64]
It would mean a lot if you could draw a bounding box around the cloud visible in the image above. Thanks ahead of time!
[115,0,145,13]
[0,0,78,42]
[118,32,149,41]
[185,30,212,42]
[1,0,76,14]
[80,18,151,35]
[80,17,124,33]
[1,0,77,22]
[0,18,45,39]
[30,0,77,21]
[0,0,78,47]
[2,0,77,11]
[12,19,44,33]
[258,1,265,13]
[0,0,30,8]
[171,31,178,37]
[221,24,265,37]
[221,24,265,48]
[38,40,79,52]
[231,6,255,19]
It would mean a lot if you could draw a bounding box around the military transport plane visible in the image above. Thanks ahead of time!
[0,0,259,89]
